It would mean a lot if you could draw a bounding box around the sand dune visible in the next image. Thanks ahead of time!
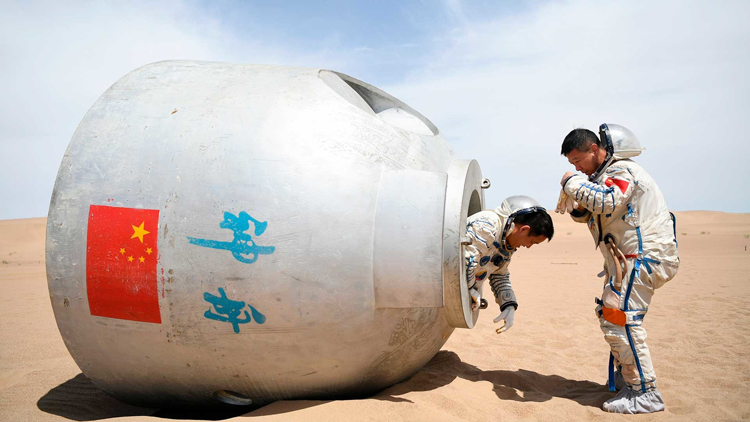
[1,212,749,421]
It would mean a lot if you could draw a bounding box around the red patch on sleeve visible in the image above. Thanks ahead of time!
[604,178,629,194]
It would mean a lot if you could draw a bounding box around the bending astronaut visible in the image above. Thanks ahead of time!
[558,124,679,414]
[464,195,554,333]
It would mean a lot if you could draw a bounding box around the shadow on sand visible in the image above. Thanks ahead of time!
[35,373,273,421]
[38,352,608,420]
[374,350,610,408]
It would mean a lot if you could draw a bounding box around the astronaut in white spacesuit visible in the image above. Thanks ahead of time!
[464,195,554,334]
[557,124,679,414]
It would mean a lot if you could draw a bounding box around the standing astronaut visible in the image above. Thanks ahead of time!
[557,124,679,414]
[464,195,554,333]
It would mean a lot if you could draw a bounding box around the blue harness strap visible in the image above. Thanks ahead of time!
[608,353,617,392]
[625,219,649,393]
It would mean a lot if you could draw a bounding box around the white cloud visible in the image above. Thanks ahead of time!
[0,1,351,219]
[385,0,750,211]
[1,0,747,219]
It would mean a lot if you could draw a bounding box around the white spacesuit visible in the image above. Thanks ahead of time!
[464,195,547,333]
[559,124,679,413]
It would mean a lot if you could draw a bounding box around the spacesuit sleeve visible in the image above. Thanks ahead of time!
[562,163,635,215]
[488,263,517,311]
[464,214,500,288]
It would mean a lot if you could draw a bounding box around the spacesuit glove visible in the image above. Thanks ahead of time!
[493,307,515,333]
[555,189,579,214]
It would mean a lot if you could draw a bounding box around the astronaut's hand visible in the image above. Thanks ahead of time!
[555,189,579,214]
[493,307,515,334]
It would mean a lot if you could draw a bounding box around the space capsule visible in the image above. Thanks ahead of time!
[46,61,487,407]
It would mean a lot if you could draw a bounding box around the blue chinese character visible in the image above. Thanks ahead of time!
[203,288,267,333]
[188,211,275,264]
[204,288,251,333]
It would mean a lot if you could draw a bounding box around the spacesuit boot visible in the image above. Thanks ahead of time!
[603,385,665,414]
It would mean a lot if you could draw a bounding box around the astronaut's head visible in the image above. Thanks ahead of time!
[561,128,608,176]
[505,209,554,249]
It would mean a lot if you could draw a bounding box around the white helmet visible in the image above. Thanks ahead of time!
[600,123,644,159]
[590,123,644,180]
[495,195,546,248]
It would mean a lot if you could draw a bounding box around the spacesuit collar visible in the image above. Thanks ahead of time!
[493,207,515,252]
[491,207,517,253]
[589,151,614,181]
[501,224,517,253]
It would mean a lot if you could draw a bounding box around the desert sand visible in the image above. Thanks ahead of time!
[1,211,749,421]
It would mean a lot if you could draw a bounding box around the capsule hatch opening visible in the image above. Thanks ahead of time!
[443,159,485,329]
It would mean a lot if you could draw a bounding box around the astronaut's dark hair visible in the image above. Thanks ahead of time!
[561,128,600,155]
[514,210,554,241]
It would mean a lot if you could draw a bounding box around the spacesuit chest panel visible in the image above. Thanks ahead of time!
[481,240,514,275]
[596,164,640,239]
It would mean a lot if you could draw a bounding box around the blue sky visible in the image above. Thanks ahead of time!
[1,0,749,219]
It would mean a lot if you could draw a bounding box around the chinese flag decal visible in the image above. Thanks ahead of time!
[86,205,161,323]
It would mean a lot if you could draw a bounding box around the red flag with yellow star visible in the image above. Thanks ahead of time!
[86,205,161,323]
